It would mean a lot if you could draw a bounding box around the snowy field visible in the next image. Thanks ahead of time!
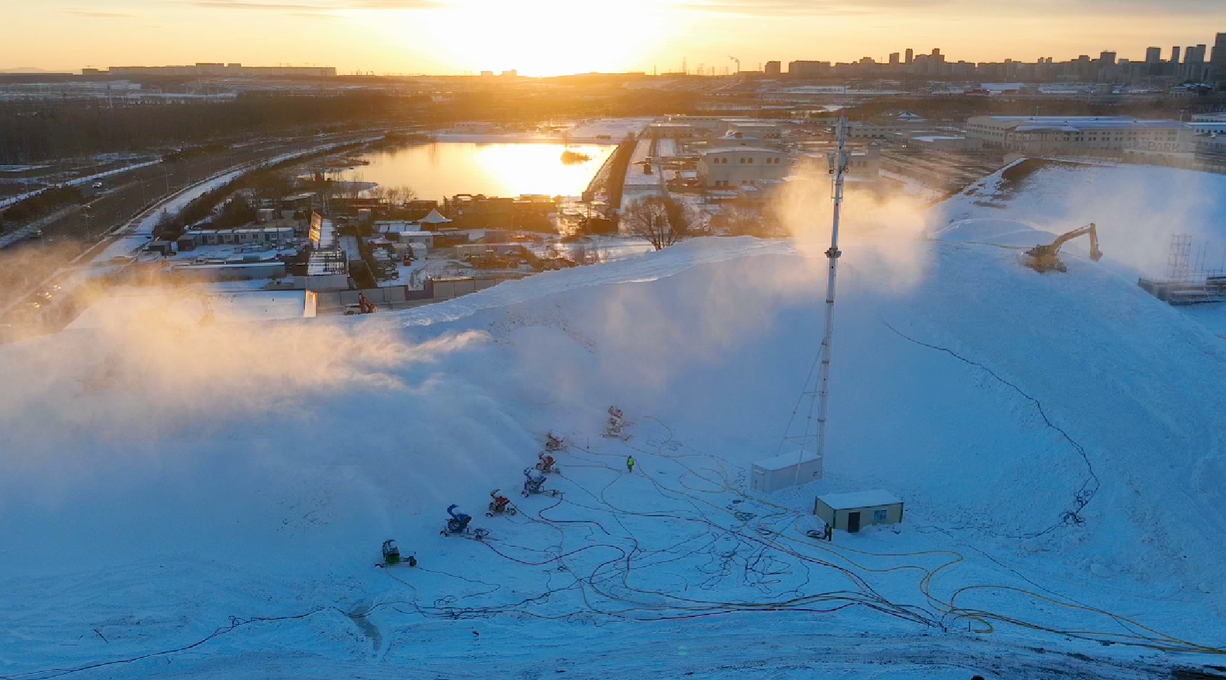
[2,163,1226,678]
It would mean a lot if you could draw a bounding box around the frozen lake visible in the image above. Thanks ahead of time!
[335,142,615,202]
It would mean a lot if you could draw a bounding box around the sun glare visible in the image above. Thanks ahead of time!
[382,0,672,76]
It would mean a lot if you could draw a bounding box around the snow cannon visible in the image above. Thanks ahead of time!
[442,504,490,540]
[522,467,561,498]
[603,405,630,439]
[488,489,517,516]
[536,452,560,474]
[382,539,401,565]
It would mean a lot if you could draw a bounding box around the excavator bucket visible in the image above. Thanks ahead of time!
[1089,230,1104,262]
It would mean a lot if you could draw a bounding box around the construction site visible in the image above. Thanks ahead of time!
[1138,235,1226,305]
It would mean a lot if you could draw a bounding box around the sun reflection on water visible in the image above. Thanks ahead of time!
[339,142,615,202]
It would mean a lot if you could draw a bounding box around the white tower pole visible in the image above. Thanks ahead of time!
[810,117,848,476]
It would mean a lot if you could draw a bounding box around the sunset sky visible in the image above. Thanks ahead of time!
[5,0,1226,76]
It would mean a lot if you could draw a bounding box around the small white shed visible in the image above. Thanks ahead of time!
[750,452,823,493]
[814,490,903,533]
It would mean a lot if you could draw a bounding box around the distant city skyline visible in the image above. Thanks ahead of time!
[6,0,1226,77]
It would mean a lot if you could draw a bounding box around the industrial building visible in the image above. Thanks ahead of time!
[698,147,789,188]
[800,146,882,180]
[909,135,982,152]
[966,116,1193,155]
[660,116,739,134]
[1189,113,1226,134]
[1197,133,1226,163]
[847,122,907,140]
[182,226,296,248]
[788,61,832,78]
[375,209,451,251]
[377,223,437,252]
[303,250,349,292]
[92,63,336,78]
[711,130,776,149]
[814,491,903,533]
[726,121,785,141]
[646,122,698,139]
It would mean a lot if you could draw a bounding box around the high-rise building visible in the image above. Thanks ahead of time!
[1099,51,1117,66]
[1172,46,1181,65]
[1146,47,1161,64]
[1188,44,1208,80]
[788,61,831,78]
[888,52,900,66]
[1210,33,1226,79]
[764,60,782,77]
[904,48,913,65]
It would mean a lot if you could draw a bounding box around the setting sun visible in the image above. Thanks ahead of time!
[374,0,674,76]
[5,1,1226,75]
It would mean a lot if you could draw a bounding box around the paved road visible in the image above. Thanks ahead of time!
[0,130,386,338]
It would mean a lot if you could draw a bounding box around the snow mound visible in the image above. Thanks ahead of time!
[939,160,1226,278]
[4,166,1226,678]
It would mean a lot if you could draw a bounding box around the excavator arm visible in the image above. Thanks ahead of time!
[1047,223,1103,261]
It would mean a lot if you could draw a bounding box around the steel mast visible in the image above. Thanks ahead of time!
[813,117,849,470]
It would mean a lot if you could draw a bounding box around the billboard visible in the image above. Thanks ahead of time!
[309,212,324,248]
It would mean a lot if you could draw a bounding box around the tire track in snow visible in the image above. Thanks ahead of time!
[878,316,1100,538]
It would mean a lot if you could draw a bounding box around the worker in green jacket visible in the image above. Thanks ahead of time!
[626,455,635,473]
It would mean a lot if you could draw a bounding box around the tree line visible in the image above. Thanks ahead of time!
[0,84,700,165]
[0,91,428,164]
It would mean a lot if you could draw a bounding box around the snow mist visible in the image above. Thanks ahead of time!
[770,157,937,294]
[0,296,487,458]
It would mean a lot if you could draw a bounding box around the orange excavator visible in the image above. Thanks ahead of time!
[1022,223,1103,273]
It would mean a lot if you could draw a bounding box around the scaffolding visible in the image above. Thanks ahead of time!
[1139,234,1226,305]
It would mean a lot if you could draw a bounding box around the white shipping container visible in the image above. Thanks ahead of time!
[751,451,823,493]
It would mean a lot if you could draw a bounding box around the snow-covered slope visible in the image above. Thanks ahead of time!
[939,160,1226,274]
[2,166,1226,679]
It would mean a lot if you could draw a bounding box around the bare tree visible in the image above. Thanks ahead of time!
[621,195,693,251]
[714,200,766,236]
[344,172,367,200]
[664,195,700,235]
[386,185,417,206]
